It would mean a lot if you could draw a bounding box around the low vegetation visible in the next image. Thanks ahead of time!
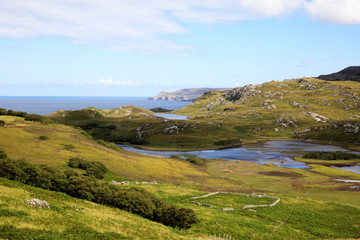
[171,154,206,166]
[25,113,51,123]
[1,102,360,239]
[303,151,360,160]
[0,155,199,229]
[39,135,49,140]
[68,158,108,179]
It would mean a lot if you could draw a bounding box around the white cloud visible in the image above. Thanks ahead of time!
[305,0,360,25]
[87,78,140,87]
[0,0,359,53]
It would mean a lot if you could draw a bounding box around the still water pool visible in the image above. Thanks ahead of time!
[118,141,360,170]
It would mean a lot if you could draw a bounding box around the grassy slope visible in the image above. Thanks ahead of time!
[174,78,360,150]
[47,78,360,151]
[0,115,360,239]
[0,178,193,240]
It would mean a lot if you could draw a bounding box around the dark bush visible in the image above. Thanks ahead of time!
[6,110,16,116]
[302,151,360,160]
[68,158,108,179]
[86,166,105,179]
[90,162,108,173]
[63,144,76,151]
[68,157,82,168]
[112,188,156,218]
[106,125,116,130]
[214,139,240,146]
[0,150,7,159]
[0,120,5,126]
[79,123,99,130]
[0,108,6,115]
[38,136,49,140]
[173,154,206,166]
[6,110,27,118]
[25,114,49,123]
[15,111,28,118]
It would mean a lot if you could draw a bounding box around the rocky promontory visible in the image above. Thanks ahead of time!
[148,88,230,102]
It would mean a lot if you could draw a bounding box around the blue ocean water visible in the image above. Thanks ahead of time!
[0,96,189,115]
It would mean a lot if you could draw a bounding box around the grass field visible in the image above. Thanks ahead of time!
[0,115,359,239]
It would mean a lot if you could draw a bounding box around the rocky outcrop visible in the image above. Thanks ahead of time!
[275,114,298,128]
[290,101,309,109]
[305,112,329,122]
[110,180,158,185]
[318,66,360,82]
[223,84,261,103]
[25,199,50,209]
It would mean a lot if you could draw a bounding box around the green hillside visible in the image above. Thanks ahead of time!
[48,77,360,151]
[0,115,360,239]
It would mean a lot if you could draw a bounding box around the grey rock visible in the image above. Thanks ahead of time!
[25,198,50,209]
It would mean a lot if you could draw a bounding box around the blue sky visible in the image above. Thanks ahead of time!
[0,0,359,96]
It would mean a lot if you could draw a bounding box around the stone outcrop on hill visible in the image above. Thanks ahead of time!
[25,198,50,209]
[318,66,360,82]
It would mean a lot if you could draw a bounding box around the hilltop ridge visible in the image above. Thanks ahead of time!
[318,66,360,82]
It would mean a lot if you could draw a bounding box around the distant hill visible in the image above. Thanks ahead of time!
[148,88,230,101]
[317,66,360,82]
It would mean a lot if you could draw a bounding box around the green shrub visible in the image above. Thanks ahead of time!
[25,114,50,123]
[0,108,6,115]
[106,125,116,130]
[302,151,360,160]
[63,144,76,151]
[181,154,206,166]
[68,158,108,179]
[214,139,240,146]
[0,150,7,159]
[39,136,49,140]
[68,158,82,168]
[6,110,28,118]
[0,120,5,126]
[6,109,15,116]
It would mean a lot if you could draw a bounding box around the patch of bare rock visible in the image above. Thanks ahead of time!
[25,198,50,209]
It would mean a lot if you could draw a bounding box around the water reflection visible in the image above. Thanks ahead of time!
[118,141,360,170]
[153,113,189,120]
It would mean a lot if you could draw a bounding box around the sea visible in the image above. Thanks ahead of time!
[0,96,190,116]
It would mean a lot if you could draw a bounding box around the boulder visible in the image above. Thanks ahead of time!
[25,198,50,209]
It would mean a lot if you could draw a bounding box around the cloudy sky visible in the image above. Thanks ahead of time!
[1,0,359,96]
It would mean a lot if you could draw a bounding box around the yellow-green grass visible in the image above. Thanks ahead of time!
[2,176,359,240]
[308,164,360,180]
[115,183,360,239]
[0,116,240,190]
[1,116,360,239]
[191,193,275,209]
[0,178,206,240]
[1,115,358,193]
